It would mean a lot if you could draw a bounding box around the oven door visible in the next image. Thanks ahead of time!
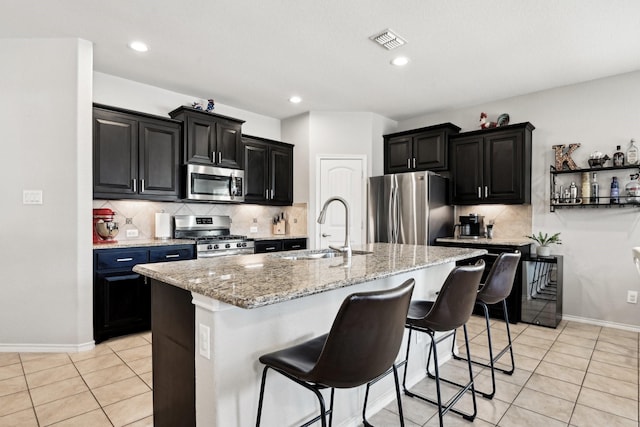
[185,164,244,202]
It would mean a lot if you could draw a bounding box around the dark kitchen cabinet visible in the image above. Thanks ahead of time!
[169,106,244,169]
[436,240,532,323]
[254,238,307,253]
[384,123,460,173]
[93,104,181,201]
[93,244,195,343]
[450,122,534,204]
[243,135,294,205]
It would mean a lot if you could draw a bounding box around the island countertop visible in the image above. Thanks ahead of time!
[132,243,486,309]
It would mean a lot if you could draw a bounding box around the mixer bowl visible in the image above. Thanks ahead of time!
[95,221,119,240]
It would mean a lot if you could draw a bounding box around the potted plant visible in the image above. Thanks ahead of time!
[525,232,562,256]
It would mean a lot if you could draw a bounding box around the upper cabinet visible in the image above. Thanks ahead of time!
[169,106,244,169]
[93,104,181,201]
[450,122,534,205]
[384,123,460,173]
[242,135,294,205]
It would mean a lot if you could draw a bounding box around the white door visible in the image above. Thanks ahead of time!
[317,156,366,249]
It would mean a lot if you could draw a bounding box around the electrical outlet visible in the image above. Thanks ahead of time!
[250,226,258,233]
[126,229,139,238]
[199,324,211,359]
[627,290,638,304]
[23,190,43,205]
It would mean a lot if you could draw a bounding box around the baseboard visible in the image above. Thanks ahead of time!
[0,340,95,353]
[562,314,640,333]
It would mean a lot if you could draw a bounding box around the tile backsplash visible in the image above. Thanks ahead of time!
[92,200,308,241]
[455,204,532,239]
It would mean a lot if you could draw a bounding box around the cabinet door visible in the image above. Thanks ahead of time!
[243,139,269,203]
[216,119,242,169]
[185,115,216,164]
[483,129,525,203]
[384,135,413,174]
[93,109,138,196]
[414,131,447,171]
[139,120,181,199]
[451,135,483,204]
[94,272,150,341]
[270,145,293,205]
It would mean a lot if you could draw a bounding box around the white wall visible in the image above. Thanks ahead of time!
[394,71,640,328]
[0,38,94,350]
[93,72,281,140]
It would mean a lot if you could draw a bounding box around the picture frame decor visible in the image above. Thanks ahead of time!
[552,143,581,170]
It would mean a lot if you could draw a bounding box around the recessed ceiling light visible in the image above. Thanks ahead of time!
[128,41,148,52]
[391,56,409,66]
[289,96,302,104]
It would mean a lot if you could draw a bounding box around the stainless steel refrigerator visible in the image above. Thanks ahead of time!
[367,171,453,245]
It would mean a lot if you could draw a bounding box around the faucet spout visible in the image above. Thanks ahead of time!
[317,196,352,258]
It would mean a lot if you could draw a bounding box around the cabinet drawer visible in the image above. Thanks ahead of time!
[254,240,283,253]
[96,249,149,270]
[149,245,195,263]
[282,238,307,251]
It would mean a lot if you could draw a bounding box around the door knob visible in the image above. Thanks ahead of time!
[322,233,332,237]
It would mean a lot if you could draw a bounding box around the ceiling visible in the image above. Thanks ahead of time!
[3,1,640,121]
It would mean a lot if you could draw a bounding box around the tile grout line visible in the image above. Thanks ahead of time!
[18,353,41,427]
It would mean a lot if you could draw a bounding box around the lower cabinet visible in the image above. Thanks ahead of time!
[254,238,307,253]
[436,241,531,323]
[93,244,195,343]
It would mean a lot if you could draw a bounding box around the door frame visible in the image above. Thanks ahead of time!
[314,154,367,249]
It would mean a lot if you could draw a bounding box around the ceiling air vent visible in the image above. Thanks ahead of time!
[370,29,406,50]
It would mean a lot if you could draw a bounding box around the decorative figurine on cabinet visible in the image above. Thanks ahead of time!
[479,112,497,129]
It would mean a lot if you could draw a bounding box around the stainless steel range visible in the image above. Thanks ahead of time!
[174,215,254,258]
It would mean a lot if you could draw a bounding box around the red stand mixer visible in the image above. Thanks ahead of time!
[93,208,119,243]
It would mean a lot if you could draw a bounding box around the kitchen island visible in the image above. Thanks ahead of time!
[133,243,486,427]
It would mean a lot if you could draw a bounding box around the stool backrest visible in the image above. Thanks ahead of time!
[477,252,521,305]
[418,261,485,332]
[310,278,415,389]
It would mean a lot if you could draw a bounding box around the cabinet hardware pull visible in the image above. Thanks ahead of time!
[212,151,215,161]
[218,152,222,163]
[485,186,488,198]
[477,187,481,198]
[265,246,276,251]
[291,245,301,249]
[132,179,137,192]
[271,189,274,199]
[140,179,145,193]
[407,159,411,168]
[116,257,134,262]
[265,189,269,199]
[413,157,416,168]
[165,254,180,258]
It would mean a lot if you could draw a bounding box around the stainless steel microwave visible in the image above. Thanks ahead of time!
[185,164,244,202]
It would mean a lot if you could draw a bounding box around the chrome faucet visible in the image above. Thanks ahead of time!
[317,196,352,258]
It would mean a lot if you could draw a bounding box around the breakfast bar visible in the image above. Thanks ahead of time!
[133,243,486,427]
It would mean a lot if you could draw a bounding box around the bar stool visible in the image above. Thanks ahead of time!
[400,261,485,427]
[452,251,521,399]
[256,278,415,427]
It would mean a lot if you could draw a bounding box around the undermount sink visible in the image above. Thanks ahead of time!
[274,249,373,260]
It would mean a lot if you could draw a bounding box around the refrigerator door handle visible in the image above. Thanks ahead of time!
[388,187,395,243]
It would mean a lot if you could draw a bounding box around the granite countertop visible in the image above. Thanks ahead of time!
[132,243,486,309]
[436,237,532,247]
[93,238,194,250]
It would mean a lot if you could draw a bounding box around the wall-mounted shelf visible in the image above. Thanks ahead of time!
[549,164,640,212]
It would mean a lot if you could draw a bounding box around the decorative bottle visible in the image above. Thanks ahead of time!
[590,172,599,204]
[613,145,625,167]
[569,182,577,203]
[610,177,620,204]
[627,139,638,165]
[581,172,590,204]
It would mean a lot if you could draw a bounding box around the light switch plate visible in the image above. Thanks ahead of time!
[250,226,258,233]
[199,324,211,359]
[23,190,43,205]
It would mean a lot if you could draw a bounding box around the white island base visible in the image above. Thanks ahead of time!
[192,263,455,427]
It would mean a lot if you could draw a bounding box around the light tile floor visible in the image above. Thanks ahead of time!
[371,316,639,427]
[0,317,637,426]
